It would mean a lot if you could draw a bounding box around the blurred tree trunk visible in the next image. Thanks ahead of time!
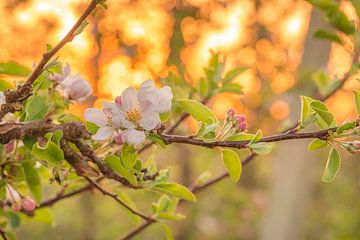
[259,9,330,240]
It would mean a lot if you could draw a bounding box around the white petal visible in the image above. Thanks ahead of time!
[122,130,145,147]
[84,108,107,127]
[63,63,71,77]
[0,92,5,105]
[138,80,157,104]
[69,76,93,101]
[121,87,139,111]
[139,111,160,130]
[92,126,114,141]
[156,86,173,113]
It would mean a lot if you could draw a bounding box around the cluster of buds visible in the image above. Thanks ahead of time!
[340,141,360,154]
[5,184,36,212]
[226,109,248,133]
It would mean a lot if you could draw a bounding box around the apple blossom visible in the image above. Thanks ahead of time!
[49,63,71,82]
[84,108,116,141]
[62,74,93,101]
[6,184,21,211]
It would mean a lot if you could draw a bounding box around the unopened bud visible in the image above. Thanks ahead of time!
[38,137,47,147]
[114,133,124,145]
[115,96,122,106]
[22,197,36,211]
[238,122,248,132]
[235,114,246,123]
[5,141,14,153]
[227,109,235,118]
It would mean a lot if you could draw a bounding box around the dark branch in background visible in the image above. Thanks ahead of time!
[0,228,7,240]
[0,0,99,120]
[121,221,154,240]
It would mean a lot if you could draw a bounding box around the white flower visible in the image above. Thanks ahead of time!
[0,91,6,105]
[84,108,115,140]
[115,80,173,131]
[114,130,146,148]
[62,74,92,101]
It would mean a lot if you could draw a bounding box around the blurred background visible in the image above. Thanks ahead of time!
[1,0,360,239]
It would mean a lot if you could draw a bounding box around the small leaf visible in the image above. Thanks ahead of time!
[310,101,336,128]
[220,148,242,182]
[178,99,217,124]
[161,223,174,240]
[314,29,342,44]
[326,9,355,35]
[322,148,341,182]
[153,182,196,202]
[73,20,89,35]
[25,96,49,121]
[0,180,6,201]
[225,133,254,141]
[250,130,262,144]
[121,143,138,168]
[219,83,243,94]
[23,162,42,203]
[148,133,166,148]
[32,141,64,165]
[308,139,327,151]
[354,90,360,117]
[104,155,137,185]
[0,61,31,76]
[300,96,316,128]
[222,66,249,84]
[28,208,53,224]
[336,121,356,134]
[197,77,209,96]
[249,142,272,155]
[85,122,99,135]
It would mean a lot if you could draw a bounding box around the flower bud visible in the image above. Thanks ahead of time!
[22,197,36,211]
[227,109,235,118]
[114,133,124,145]
[238,122,248,132]
[235,114,246,123]
[5,141,14,153]
[37,137,47,147]
[115,96,122,106]
[66,75,93,101]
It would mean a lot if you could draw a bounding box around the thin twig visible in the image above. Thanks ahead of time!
[85,177,155,222]
[0,229,7,240]
[120,221,155,240]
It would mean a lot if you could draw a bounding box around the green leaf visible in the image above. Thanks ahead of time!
[305,0,338,10]
[220,148,242,182]
[322,147,341,183]
[308,139,327,151]
[300,96,316,128]
[225,133,254,141]
[0,79,14,91]
[160,111,171,122]
[85,122,99,135]
[326,9,355,35]
[310,101,336,128]
[153,182,196,202]
[121,143,138,168]
[104,155,137,185]
[197,78,209,96]
[0,61,31,76]
[161,223,174,240]
[25,96,49,121]
[23,162,42,203]
[148,133,166,148]
[32,141,64,165]
[352,0,360,18]
[197,122,220,141]
[52,130,63,146]
[249,142,272,155]
[354,90,360,117]
[6,212,20,228]
[336,121,356,134]
[156,212,185,221]
[218,83,243,94]
[177,99,217,124]
[313,29,342,44]
[73,20,89,35]
[27,208,53,224]
[249,130,262,144]
[222,66,249,84]
[312,71,331,95]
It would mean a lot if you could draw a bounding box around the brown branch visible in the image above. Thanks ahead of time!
[85,177,155,222]
[120,221,155,240]
[0,0,99,119]
[0,229,7,240]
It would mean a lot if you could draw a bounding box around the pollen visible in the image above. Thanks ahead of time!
[126,108,141,122]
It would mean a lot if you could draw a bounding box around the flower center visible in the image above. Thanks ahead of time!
[126,108,141,122]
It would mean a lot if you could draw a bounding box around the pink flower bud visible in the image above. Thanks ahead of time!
[5,141,14,153]
[114,133,124,145]
[115,96,122,106]
[238,122,248,132]
[22,197,36,211]
[12,204,21,212]
[37,137,47,147]
[227,109,235,118]
[235,114,246,123]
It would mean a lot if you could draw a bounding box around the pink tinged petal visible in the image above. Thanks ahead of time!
[121,118,136,130]
[92,126,114,141]
[115,96,122,106]
[238,122,247,132]
[156,86,173,113]
[138,80,157,104]
[121,87,139,111]
[6,185,21,204]
[22,197,36,211]
[49,73,65,82]
[12,204,21,212]
[67,75,93,101]
[139,110,160,130]
[113,133,124,145]
[0,92,5,105]
[122,130,145,147]
[84,108,107,127]
[5,141,14,153]
[63,63,71,77]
